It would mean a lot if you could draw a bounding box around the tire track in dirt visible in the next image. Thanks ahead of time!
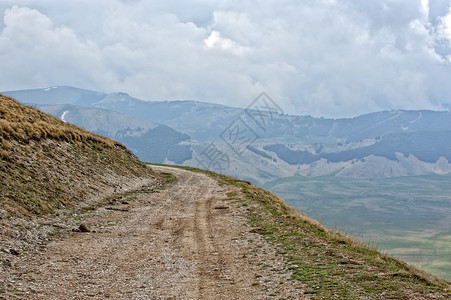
[194,195,236,298]
[165,167,239,299]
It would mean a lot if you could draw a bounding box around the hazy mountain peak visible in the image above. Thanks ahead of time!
[2,86,107,106]
[93,92,144,105]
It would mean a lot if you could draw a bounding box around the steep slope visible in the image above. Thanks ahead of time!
[39,104,193,164]
[0,94,155,217]
[263,173,451,280]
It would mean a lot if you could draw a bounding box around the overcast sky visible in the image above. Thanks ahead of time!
[1,0,451,117]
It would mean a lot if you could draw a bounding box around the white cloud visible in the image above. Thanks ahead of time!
[442,9,451,40]
[0,1,451,117]
[0,6,115,90]
[422,0,430,17]
[204,30,251,55]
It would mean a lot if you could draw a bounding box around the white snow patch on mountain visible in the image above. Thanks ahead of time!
[61,111,69,122]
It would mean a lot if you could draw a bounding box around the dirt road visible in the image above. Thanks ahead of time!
[5,166,306,299]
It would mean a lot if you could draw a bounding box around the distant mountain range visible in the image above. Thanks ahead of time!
[3,86,451,184]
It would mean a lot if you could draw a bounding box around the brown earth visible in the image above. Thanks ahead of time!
[1,166,308,299]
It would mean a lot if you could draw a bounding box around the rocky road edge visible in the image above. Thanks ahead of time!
[0,167,160,295]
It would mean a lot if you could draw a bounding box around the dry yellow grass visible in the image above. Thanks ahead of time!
[0,94,120,148]
[0,94,155,216]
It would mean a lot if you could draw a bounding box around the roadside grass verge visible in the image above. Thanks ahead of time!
[161,164,451,299]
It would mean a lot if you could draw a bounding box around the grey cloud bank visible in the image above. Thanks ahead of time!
[0,0,450,118]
